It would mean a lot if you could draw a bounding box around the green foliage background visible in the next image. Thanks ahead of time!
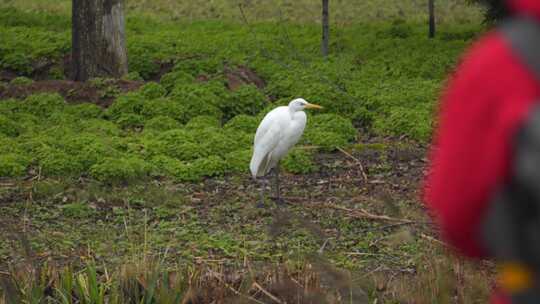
[0,3,483,182]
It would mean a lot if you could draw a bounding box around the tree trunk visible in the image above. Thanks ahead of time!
[321,0,329,57]
[428,0,435,38]
[72,0,128,81]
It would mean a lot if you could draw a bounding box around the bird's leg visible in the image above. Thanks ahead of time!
[274,165,280,200]
[257,177,267,209]
[273,165,285,206]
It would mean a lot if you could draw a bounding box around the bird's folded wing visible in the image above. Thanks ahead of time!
[250,123,281,178]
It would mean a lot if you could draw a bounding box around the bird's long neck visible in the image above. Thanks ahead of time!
[288,107,301,119]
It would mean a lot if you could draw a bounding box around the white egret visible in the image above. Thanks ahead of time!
[250,98,322,206]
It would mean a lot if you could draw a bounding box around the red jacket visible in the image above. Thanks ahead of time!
[424,0,540,303]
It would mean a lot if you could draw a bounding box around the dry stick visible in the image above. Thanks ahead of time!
[318,237,333,254]
[336,147,368,182]
[0,271,10,276]
[194,258,227,263]
[360,265,386,279]
[361,221,417,233]
[322,203,413,224]
[208,269,266,304]
[345,252,387,257]
[419,233,448,247]
[252,281,284,304]
[245,257,284,304]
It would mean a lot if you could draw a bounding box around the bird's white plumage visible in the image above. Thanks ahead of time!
[250,99,309,178]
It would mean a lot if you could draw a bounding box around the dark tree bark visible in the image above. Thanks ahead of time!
[428,0,436,38]
[321,0,329,57]
[72,0,128,81]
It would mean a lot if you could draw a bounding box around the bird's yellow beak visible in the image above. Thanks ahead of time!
[305,103,323,110]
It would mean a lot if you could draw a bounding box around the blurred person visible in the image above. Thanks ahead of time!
[424,0,540,303]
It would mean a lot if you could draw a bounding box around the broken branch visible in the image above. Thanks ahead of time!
[337,146,368,182]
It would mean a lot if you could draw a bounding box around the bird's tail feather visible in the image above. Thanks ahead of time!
[250,152,270,179]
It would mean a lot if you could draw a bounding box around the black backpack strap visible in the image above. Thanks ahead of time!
[482,105,540,302]
[499,17,540,81]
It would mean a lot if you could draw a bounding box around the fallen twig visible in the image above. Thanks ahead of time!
[322,203,414,224]
[419,233,447,247]
[337,147,368,182]
[252,281,284,304]
[318,237,334,254]
[0,271,10,276]
[345,252,388,257]
[208,269,266,304]
[194,257,228,264]
[361,222,417,232]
